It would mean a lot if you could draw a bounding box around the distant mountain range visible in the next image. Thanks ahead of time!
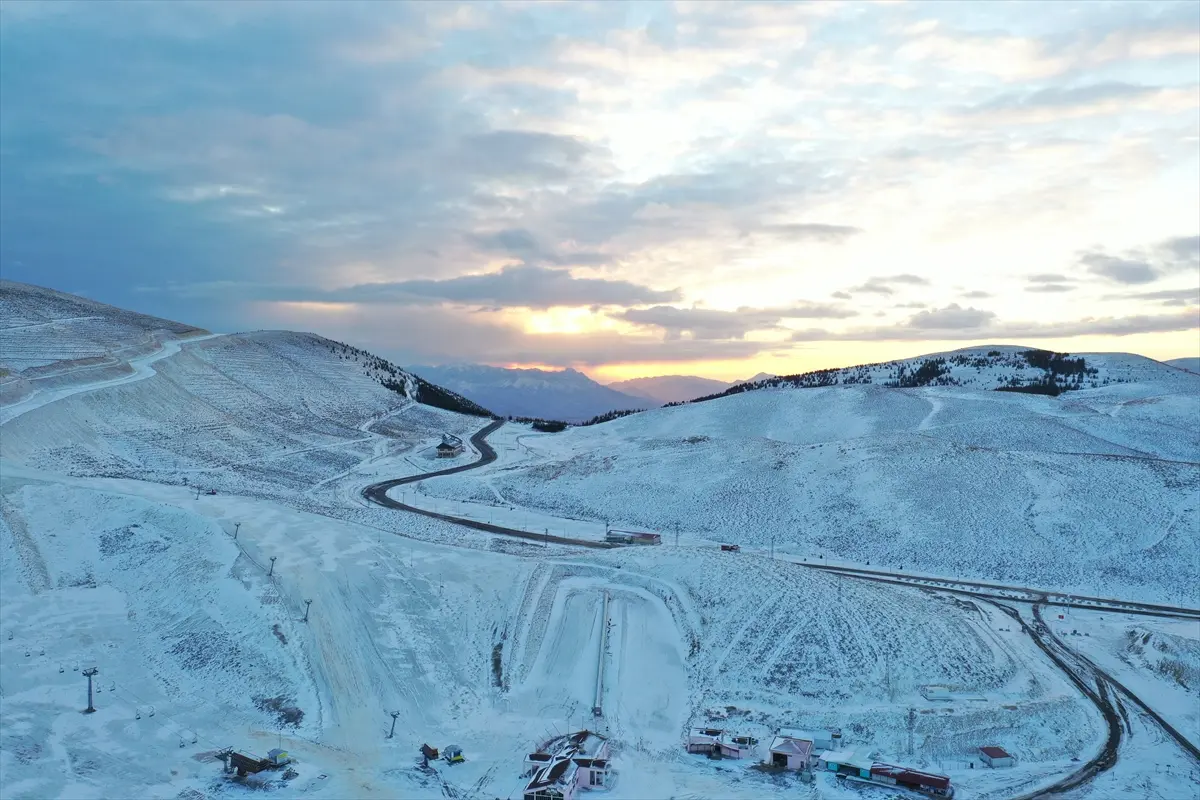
[607,373,776,405]
[406,364,649,423]
[606,375,729,405]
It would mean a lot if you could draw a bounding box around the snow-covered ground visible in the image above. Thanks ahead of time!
[442,374,1200,606]
[2,286,1198,799]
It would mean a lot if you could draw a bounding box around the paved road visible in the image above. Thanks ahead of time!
[361,420,616,550]
[1005,602,1123,799]
[799,562,1200,620]
[817,566,1198,798]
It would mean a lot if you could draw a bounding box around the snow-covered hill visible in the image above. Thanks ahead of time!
[1167,356,1200,373]
[685,345,1192,405]
[2,287,1196,800]
[607,375,731,405]
[0,280,209,407]
[409,363,648,422]
[438,357,1200,605]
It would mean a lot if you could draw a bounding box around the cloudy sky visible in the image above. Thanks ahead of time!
[1,0,1197,381]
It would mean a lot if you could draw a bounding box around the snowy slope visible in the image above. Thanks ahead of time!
[688,345,1194,404]
[2,330,487,500]
[444,369,1200,605]
[1166,356,1200,373]
[409,363,648,422]
[2,289,1196,800]
[607,375,731,405]
[0,280,209,407]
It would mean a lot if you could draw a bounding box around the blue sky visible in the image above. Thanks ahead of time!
[2,0,1197,380]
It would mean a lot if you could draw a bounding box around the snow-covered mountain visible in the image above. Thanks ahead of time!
[679,345,1188,404]
[408,363,649,422]
[3,285,1198,800]
[1167,356,1200,373]
[735,371,776,384]
[0,281,493,428]
[607,374,731,405]
[608,372,781,405]
[434,346,1200,604]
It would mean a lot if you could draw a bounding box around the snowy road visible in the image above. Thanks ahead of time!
[0,331,222,425]
[362,420,617,549]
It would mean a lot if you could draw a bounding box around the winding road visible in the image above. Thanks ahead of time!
[363,418,1198,798]
[361,420,615,550]
[809,566,1199,798]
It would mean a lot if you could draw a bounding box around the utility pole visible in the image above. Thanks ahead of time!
[234,523,240,540]
[907,707,916,756]
[303,600,313,623]
[83,667,99,713]
[268,557,276,577]
[770,536,775,561]
[388,711,400,738]
[675,523,680,548]
[545,528,549,548]
[195,487,201,500]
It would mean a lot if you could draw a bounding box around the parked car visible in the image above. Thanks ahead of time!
[720,544,740,552]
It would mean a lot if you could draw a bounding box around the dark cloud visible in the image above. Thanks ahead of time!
[1081,253,1159,284]
[454,130,602,182]
[269,302,779,368]
[791,309,1198,342]
[906,304,996,330]
[467,228,608,267]
[1106,287,1200,307]
[831,291,852,300]
[148,266,681,310]
[847,274,930,295]
[1078,234,1199,287]
[619,302,857,340]
[1159,234,1199,265]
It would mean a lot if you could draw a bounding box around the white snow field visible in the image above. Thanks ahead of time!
[441,359,1200,607]
[2,286,1198,799]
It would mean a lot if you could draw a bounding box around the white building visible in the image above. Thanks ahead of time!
[687,727,723,754]
[980,746,1014,767]
[778,728,841,751]
[687,727,756,759]
[768,735,813,770]
[523,731,610,800]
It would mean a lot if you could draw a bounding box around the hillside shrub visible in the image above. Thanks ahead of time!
[579,408,642,426]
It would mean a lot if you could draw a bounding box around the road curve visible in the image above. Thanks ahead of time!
[1005,603,1122,799]
[361,419,615,550]
[817,566,1194,798]
[1032,604,1200,764]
